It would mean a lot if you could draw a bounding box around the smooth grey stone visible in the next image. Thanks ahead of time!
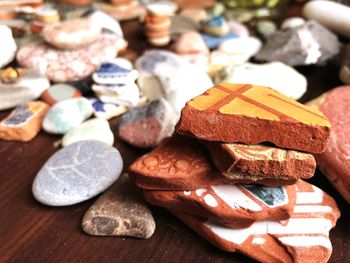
[82,174,155,239]
[255,21,341,66]
[0,25,16,68]
[32,140,123,206]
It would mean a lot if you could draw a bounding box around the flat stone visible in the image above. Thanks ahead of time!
[90,99,127,120]
[118,98,177,148]
[210,37,262,66]
[174,31,209,56]
[255,21,341,66]
[32,140,123,206]
[42,18,101,50]
[281,17,306,30]
[223,62,307,99]
[256,20,277,39]
[227,20,249,37]
[0,25,17,68]
[95,2,146,21]
[0,68,50,110]
[87,10,124,35]
[201,16,229,37]
[17,33,127,82]
[82,174,155,238]
[43,98,93,134]
[303,0,350,38]
[41,83,82,105]
[62,118,114,147]
[0,101,49,142]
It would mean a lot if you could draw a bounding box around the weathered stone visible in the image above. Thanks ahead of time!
[41,83,82,105]
[222,62,307,99]
[82,174,155,238]
[62,118,114,147]
[255,21,341,66]
[201,16,229,37]
[118,98,177,148]
[32,140,123,206]
[90,99,127,120]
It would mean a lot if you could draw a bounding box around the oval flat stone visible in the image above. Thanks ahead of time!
[43,98,93,134]
[32,140,123,206]
[90,99,127,120]
[62,118,114,147]
[41,83,82,105]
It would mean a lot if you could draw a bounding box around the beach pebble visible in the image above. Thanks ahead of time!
[0,25,17,68]
[256,20,277,39]
[41,83,82,105]
[281,17,306,30]
[32,140,123,206]
[137,75,164,102]
[223,62,307,100]
[43,98,93,134]
[255,21,341,66]
[62,118,114,147]
[17,34,127,82]
[118,98,177,148]
[303,0,350,38]
[82,174,155,238]
[0,101,49,142]
[42,18,101,50]
[210,37,262,66]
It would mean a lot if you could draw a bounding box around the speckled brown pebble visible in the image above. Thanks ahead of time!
[82,174,155,238]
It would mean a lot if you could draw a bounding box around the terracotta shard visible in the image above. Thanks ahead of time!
[171,180,340,263]
[176,83,331,153]
[204,142,316,182]
[128,135,297,191]
[307,86,350,204]
[144,183,296,229]
[0,101,49,142]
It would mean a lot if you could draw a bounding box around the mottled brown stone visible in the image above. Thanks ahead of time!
[82,174,155,239]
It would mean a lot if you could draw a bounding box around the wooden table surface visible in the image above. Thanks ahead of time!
[1,18,350,263]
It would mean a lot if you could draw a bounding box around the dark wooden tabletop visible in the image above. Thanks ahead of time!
[1,17,349,263]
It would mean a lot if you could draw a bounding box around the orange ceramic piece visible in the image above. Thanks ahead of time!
[176,83,331,153]
[171,180,340,263]
[128,135,298,191]
[0,101,49,142]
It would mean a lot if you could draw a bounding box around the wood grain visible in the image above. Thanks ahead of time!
[0,19,349,263]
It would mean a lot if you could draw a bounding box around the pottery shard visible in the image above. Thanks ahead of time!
[82,174,155,238]
[204,142,316,182]
[129,135,298,191]
[176,83,331,154]
[144,183,296,229]
[118,99,177,149]
[307,86,350,204]
[0,101,49,142]
[171,180,340,263]
[255,20,340,66]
